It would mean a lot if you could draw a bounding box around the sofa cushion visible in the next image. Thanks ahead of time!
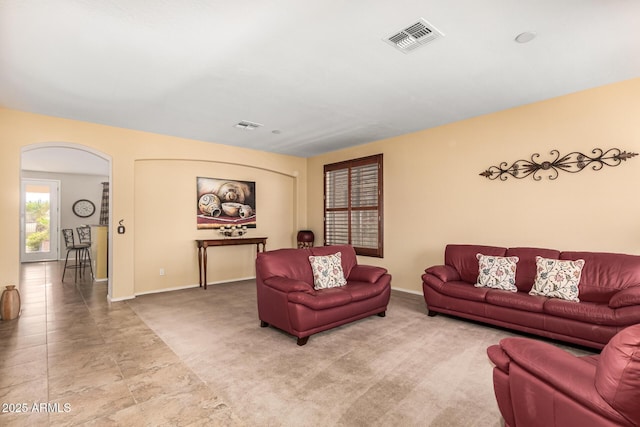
[445,244,507,284]
[288,287,352,310]
[475,254,518,291]
[485,290,546,313]
[309,252,347,290]
[595,324,640,423]
[561,251,640,304]
[543,299,617,325]
[343,280,389,302]
[506,247,561,292]
[529,257,584,302]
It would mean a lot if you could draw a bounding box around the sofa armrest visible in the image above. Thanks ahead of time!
[348,265,387,283]
[263,276,316,295]
[424,265,461,282]
[487,344,510,374]
[500,338,621,421]
[609,286,640,308]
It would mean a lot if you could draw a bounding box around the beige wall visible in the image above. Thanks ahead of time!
[0,110,307,300]
[134,159,296,294]
[3,78,639,300]
[307,78,640,294]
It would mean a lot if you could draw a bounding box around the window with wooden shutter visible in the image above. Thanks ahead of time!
[324,154,383,257]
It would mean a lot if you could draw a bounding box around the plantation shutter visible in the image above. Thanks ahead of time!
[324,154,383,257]
[325,168,349,245]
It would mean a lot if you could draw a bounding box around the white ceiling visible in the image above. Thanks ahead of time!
[2,0,640,159]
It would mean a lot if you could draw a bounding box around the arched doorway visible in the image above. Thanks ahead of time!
[21,143,113,298]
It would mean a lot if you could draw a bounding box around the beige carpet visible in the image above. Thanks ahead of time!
[127,280,591,427]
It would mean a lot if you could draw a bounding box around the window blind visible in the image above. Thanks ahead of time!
[324,154,383,257]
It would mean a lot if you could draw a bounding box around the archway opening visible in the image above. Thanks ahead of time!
[21,143,113,299]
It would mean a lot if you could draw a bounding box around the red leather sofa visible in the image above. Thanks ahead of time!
[487,324,640,427]
[422,244,640,349]
[256,244,391,345]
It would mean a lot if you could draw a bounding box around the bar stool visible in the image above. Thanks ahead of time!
[61,229,93,282]
[76,226,94,280]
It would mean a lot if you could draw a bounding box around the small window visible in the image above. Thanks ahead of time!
[324,154,383,257]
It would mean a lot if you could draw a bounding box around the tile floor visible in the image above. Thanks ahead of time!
[0,261,239,426]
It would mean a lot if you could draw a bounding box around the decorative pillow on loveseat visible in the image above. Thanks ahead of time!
[309,252,347,290]
[475,254,519,292]
[529,256,584,302]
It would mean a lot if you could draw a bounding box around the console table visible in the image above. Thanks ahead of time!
[196,237,267,289]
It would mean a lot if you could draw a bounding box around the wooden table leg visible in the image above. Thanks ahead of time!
[203,244,208,290]
[197,238,266,289]
[198,246,203,287]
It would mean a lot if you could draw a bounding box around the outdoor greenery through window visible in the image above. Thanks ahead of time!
[324,154,383,257]
[25,198,50,252]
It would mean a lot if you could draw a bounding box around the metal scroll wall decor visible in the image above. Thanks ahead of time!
[480,148,638,181]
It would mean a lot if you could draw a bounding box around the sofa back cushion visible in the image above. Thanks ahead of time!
[310,245,357,279]
[560,251,640,303]
[506,247,560,292]
[445,244,507,284]
[256,248,315,284]
[595,324,640,423]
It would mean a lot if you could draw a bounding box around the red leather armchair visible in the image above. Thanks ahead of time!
[487,324,640,427]
[255,245,391,345]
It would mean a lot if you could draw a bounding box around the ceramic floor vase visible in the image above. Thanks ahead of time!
[1,285,21,320]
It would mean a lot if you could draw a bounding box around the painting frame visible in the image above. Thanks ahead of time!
[196,177,256,230]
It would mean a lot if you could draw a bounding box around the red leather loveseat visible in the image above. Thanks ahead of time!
[256,244,391,345]
[487,324,640,427]
[422,244,640,349]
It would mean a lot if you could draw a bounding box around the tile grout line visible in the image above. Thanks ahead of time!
[44,262,51,426]
[92,301,141,407]
[76,272,143,418]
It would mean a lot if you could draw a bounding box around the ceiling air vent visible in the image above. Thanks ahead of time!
[384,18,444,53]
[234,120,263,131]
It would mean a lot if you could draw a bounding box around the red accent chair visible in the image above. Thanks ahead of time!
[255,245,391,345]
[487,324,640,427]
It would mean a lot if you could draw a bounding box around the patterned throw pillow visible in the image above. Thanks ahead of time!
[529,256,585,302]
[475,254,519,292]
[309,252,347,290]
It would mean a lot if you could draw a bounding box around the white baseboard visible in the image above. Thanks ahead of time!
[108,294,135,302]
[131,276,257,298]
[391,286,423,296]
[205,276,256,286]
[111,278,416,301]
[134,283,201,297]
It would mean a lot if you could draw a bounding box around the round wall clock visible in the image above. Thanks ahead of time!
[72,199,96,218]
